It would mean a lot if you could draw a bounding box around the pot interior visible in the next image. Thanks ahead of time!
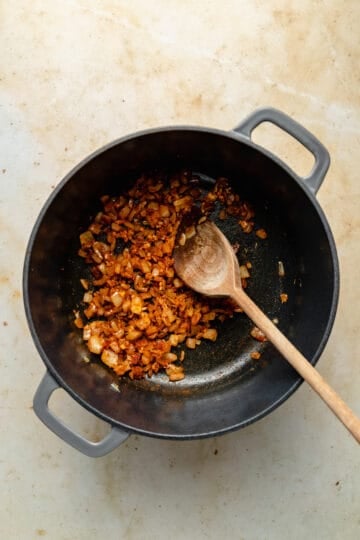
[25,129,338,438]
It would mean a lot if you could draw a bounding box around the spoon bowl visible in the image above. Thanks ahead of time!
[174,220,237,297]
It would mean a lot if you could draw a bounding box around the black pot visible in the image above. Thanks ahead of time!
[23,108,339,456]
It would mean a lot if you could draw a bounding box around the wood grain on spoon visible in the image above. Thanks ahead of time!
[174,220,360,444]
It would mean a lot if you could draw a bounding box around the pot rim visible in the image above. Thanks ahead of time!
[23,123,340,439]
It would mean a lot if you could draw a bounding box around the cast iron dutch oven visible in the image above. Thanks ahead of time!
[23,108,339,456]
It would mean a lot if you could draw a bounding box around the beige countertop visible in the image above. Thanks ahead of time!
[0,1,359,539]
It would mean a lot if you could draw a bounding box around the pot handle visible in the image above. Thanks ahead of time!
[233,107,330,194]
[33,372,129,457]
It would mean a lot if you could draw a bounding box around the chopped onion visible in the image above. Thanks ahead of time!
[110,290,123,307]
[202,328,218,341]
[250,326,267,342]
[82,326,91,340]
[88,335,104,354]
[165,364,184,381]
[239,265,250,279]
[101,348,119,367]
[79,231,94,246]
[130,295,143,314]
[75,174,261,382]
[185,225,196,239]
[186,337,197,349]
[256,228,267,239]
[126,328,142,341]
[83,291,93,303]
[162,352,178,363]
[80,278,89,290]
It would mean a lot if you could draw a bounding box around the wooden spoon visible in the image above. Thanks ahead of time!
[174,220,360,443]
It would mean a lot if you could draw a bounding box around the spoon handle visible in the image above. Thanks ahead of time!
[231,287,360,444]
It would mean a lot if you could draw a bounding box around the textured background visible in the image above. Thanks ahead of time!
[0,1,359,538]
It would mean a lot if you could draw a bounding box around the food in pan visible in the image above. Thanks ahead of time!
[74,172,267,381]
